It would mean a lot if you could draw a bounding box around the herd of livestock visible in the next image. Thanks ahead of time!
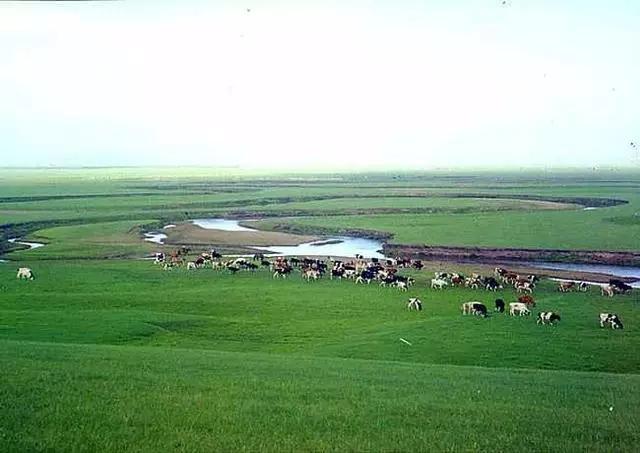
[13,249,632,331]
[149,249,634,330]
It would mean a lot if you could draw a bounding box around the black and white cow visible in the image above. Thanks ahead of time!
[407,298,423,311]
[599,313,623,329]
[537,311,561,325]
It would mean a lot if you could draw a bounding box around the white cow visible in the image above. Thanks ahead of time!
[431,278,448,290]
[601,285,615,297]
[599,313,623,329]
[508,302,530,316]
[16,267,34,280]
[407,298,423,311]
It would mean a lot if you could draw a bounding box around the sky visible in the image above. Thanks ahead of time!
[1,0,639,169]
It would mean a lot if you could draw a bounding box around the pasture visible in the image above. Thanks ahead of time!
[1,168,639,451]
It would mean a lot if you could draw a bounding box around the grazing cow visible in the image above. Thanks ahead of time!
[194,256,206,268]
[407,298,423,311]
[484,277,502,291]
[495,298,505,313]
[163,262,176,271]
[431,278,448,290]
[153,252,165,264]
[537,311,561,325]
[393,280,408,291]
[227,265,240,274]
[494,267,508,277]
[355,270,376,285]
[609,280,633,294]
[186,262,197,270]
[461,301,488,317]
[517,294,536,307]
[273,267,292,279]
[303,269,321,281]
[601,285,615,297]
[515,282,533,294]
[577,282,589,292]
[558,281,575,292]
[16,267,34,280]
[471,302,488,317]
[509,302,530,316]
[599,313,623,329]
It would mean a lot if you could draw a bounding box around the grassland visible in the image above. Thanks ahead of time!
[2,168,640,257]
[1,260,639,451]
[1,168,639,451]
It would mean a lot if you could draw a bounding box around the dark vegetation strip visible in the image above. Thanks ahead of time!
[384,244,640,267]
[2,192,626,210]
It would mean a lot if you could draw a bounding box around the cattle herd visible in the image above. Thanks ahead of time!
[15,253,633,331]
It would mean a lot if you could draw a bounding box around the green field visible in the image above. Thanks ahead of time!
[1,168,639,451]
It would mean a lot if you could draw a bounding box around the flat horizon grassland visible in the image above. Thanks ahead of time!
[2,168,640,257]
[1,260,639,451]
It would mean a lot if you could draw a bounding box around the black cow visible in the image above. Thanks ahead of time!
[495,298,505,313]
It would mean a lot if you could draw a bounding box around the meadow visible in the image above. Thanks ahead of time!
[1,168,639,451]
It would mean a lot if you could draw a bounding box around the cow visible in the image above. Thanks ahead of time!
[577,282,589,292]
[273,267,292,279]
[355,270,376,284]
[461,301,488,317]
[494,267,508,277]
[186,261,197,270]
[494,298,505,313]
[517,294,536,307]
[609,280,633,294]
[509,302,530,316]
[393,280,408,291]
[599,313,623,329]
[163,262,176,271]
[601,285,615,297]
[303,269,321,281]
[515,282,534,294]
[537,312,561,325]
[153,252,165,264]
[407,298,423,311]
[16,267,34,280]
[484,277,502,291]
[431,278,448,290]
[558,281,575,292]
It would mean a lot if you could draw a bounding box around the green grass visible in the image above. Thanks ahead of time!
[3,169,640,255]
[1,260,639,451]
[1,168,640,451]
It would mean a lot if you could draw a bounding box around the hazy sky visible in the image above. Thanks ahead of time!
[1,0,639,169]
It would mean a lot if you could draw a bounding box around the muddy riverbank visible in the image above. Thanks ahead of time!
[384,244,640,267]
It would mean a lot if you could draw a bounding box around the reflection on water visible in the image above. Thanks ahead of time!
[192,218,256,231]
[253,236,385,259]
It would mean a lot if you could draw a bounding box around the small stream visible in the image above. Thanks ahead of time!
[7,238,45,250]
